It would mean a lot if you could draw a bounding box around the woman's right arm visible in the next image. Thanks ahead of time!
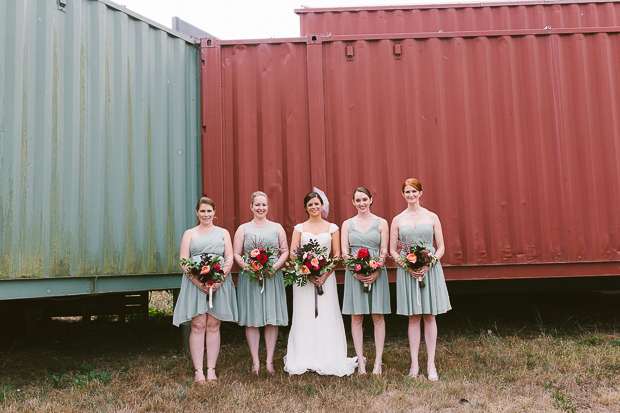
[179,229,192,275]
[290,229,301,260]
[389,216,401,263]
[233,225,247,270]
[340,220,350,257]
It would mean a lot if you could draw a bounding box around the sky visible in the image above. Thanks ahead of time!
[116,0,508,40]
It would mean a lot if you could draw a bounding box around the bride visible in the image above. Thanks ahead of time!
[283,191,357,376]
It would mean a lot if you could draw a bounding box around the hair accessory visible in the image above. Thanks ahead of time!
[313,187,329,218]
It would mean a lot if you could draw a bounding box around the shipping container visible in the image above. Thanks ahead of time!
[297,0,620,36]
[201,26,620,281]
[0,0,201,300]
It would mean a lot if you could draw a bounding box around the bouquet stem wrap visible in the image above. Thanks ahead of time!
[208,286,214,308]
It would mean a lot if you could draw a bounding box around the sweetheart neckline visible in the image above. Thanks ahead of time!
[401,222,433,231]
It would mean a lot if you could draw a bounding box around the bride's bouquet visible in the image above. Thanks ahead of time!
[343,248,384,293]
[284,239,339,295]
[284,239,339,318]
[395,238,437,289]
[180,254,225,308]
[241,238,279,294]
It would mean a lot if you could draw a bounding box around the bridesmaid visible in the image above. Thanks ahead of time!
[389,178,451,382]
[233,191,289,375]
[341,187,391,375]
[173,196,238,383]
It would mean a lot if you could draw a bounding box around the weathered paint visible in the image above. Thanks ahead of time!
[201,26,620,279]
[0,0,201,282]
[297,1,620,36]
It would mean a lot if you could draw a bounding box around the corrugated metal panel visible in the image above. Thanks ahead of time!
[0,0,201,280]
[201,29,620,279]
[297,1,620,36]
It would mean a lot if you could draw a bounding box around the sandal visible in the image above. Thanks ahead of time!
[266,361,275,375]
[357,359,367,375]
[408,366,419,378]
[428,373,439,382]
[194,369,207,385]
[372,363,383,375]
[251,362,260,375]
[206,367,217,382]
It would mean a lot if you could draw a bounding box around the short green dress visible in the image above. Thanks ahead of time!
[236,221,288,327]
[342,218,391,315]
[172,227,238,326]
[396,223,451,316]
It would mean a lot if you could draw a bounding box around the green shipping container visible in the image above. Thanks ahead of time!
[0,0,201,299]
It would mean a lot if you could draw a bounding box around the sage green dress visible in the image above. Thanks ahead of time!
[172,227,238,326]
[342,218,391,315]
[237,221,288,327]
[396,223,451,316]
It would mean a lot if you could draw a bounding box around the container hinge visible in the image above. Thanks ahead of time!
[346,44,354,61]
[58,0,67,12]
[394,43,402,60]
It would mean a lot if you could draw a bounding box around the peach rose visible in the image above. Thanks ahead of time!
[251,249,260,258]
[251,261,263,271]
[406,253,417,264]
[300,265,310,275]
[369,260,378,269]
[201,265,211,274]
[311,258,319,267]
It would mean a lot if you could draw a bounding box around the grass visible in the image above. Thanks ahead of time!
[0,291,619,412]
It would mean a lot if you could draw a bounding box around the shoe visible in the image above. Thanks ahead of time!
[251,362,260,375]
[408,366,419,378]
[428,373,439,382]
[194,369,207,385]
[266,361,275,375]
[372,363,383,375]
[357,359,366,375]
[206,367,217,382]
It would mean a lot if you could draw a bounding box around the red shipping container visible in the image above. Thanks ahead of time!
[201,26,620,281]
[297,0,620,36]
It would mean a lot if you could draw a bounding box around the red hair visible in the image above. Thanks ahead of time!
[401,178,422,193]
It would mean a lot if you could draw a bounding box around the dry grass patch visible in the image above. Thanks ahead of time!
[1,290,619,412]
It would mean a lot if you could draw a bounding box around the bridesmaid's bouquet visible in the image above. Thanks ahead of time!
[343,248,384,293]
[396,239,437,289]
[180,254,225,308]
[241,238,279,294]
[284,239,339,295]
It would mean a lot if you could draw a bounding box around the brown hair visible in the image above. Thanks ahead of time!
[195,195,216,224]
[401,178,422,193]
[250,191,268,206]
[303,191,323,215]
[352,186,373,206]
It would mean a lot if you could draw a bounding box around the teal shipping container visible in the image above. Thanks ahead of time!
[0,0,201,299]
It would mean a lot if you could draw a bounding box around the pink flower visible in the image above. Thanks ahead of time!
[354,264,362,272]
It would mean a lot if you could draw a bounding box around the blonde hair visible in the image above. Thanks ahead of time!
[250,191,268,206]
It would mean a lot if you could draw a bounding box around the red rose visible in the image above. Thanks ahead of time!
[257,253,268,264]
[357,248,369,259]
[213,264,221,272]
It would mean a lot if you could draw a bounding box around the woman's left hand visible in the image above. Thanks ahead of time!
[413,267,429,281]
[311,273,329,287]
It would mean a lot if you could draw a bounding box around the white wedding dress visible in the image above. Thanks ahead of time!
[283,223,357,376]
